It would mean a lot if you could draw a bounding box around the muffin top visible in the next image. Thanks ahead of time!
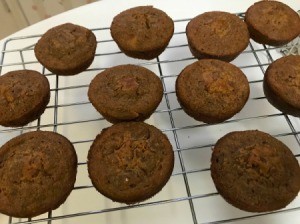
[0,70,50,127]
[211,130,300,212]
[110,6,174,53]
[0,131,77,218]
[245,1,300,46]
[186,11,249,60]
[265,55,300,109]
[88,122,174,204]
[176,59,249,123]
[34,23,97,75]
[88,64,163,123]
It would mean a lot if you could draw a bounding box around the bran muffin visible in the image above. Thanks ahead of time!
[186,11,250,62]
[176,59,249,124]
[0,131,77,218]
[88,122,174,204]
[245,1,300,46]
[211,130,300,212]
[263,55,300,117]
[88,64,163,123]
[34,23,97,75]
[0,70,50,127]
[110,6,174,60]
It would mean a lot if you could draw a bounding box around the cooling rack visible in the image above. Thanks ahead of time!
[0,15,300,224]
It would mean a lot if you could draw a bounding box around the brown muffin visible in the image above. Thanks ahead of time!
[88,122,174,204]
[0,131,77,218]
[176,59,249,124]
[245,1,300,46]
[34,23,97,75]
[0,70,50,127]
[110,6,174,60]
[211,130,300,212]
[186,11,250,62]
[263,55,300,117]
[88,64,163,123]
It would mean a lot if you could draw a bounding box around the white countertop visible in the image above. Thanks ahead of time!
[1,0,299,43]
[0,0,300,224]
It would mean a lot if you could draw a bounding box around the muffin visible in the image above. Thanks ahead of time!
[176,59,249,124]
[88,64,163,123]
[245,1,300,46]
[0,70,50,127]
[263,55,300,117]
[110,6,174,60]
[186,11,250,62]
[211,130,300,212]
[34,23,97,75]
[0,131,77,218]
[88,122,174,204]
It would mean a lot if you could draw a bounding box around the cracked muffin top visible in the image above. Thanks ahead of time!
[211,130,300,212]
[87,122,174,204]
[34,23,97,75]
[88,64,163,123]
[0,131,77,218]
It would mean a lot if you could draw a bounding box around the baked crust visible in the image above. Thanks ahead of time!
[0,131,77,218]
[111,6,174,60]
[186,11,249,61]
[88,122,174,204]
[245,1,300,46]
[211,130,300,212]
[35,23,97,75]
[0,70,50,127]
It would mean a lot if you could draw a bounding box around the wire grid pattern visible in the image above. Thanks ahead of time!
[0,15,300,224]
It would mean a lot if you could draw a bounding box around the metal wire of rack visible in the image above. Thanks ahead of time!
[0,15,300,224]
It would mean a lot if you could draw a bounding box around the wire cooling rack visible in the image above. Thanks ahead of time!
[0,14,300,224]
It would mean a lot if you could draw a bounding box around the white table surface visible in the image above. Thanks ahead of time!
[0,0,300,224]
[0,0,299,44]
